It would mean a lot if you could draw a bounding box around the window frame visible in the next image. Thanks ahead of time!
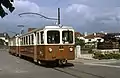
[62,30,73,44]
[40,31,44,44]
[31,34,34,45]
[36,32,40,44]
[47,30,60,44]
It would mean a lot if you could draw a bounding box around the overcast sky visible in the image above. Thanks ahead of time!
[1,0,120,36]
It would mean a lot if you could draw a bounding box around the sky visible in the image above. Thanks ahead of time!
[1,0,120,36]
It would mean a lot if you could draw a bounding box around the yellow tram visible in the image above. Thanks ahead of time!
[9,25,75,65]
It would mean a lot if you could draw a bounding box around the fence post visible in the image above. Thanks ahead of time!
[75,45,81,59]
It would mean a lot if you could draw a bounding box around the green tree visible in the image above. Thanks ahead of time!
[0,0,15,18]
[75,38,85,47]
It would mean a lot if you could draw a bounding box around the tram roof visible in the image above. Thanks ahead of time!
[20,25,74,37]
[44,25,73,29]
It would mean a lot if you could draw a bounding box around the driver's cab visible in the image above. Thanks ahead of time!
[44,26,75,45]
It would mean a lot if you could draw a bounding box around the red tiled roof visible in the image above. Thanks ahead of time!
[75,32,84,37]
[84,34,94,39]
[28,28,36,32]
[84,33,105,39]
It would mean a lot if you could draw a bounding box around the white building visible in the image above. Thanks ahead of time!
[75,32,105,43]
[84,33,104,43]
[0,33,10,45]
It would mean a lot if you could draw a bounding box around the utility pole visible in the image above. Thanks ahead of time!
[58,8,60,25]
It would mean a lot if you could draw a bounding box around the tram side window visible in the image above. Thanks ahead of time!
[22,37,24,45]
[37,32,39,44]
[62,31,73,44]
[41,31,44,44]
[25,36,26,45]
[29,35,30,45]
[13,39,16,46]
[47,31,60,44]
[24,37,25,45]
[31,34,34,44]
[26,36,28,45]
[21,38,23,45]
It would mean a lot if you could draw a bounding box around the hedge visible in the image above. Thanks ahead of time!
[93,53,120,60]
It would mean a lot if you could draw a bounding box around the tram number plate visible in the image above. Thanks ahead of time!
[59,46,64,52]
[59,49,64,50]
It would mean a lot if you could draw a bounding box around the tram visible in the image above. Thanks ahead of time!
[9,25,75,65]
[9,35,20,56]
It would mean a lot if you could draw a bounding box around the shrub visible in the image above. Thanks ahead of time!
[93,53,104,60]
[112,54,120,60]
[93,52,120,60]
[88,49,94,54]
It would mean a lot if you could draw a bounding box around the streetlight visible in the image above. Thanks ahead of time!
[17,25,24,35]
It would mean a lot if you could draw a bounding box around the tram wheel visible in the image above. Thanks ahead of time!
[15,53,18,57]
[58,59,67,66]
[34,60,39,65]
[19,54,22,58]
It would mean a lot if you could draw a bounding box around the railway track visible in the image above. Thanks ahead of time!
[53,66,105,78]
[54,67,82,78]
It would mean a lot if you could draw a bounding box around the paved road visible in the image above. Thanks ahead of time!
[108,63,120,66]
[0,50,75,78]
[72,63,120,78]
[1,49,120,78]
[69,59,120,78]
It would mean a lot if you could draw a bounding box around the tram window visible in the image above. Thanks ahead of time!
[13,39,15,46]
[22,37,23,45]
[29,35,30,45]
[62,31,73,44]
[21,38,23,45]
[24,37,25,45]
[26,36,28,45]
[37,32,39,44]
[31,34,34,44]
[27,36,29,45]
[47,31,60,44]
[23,37,24,45]
[25,36,26,45]
[41,31,44,44]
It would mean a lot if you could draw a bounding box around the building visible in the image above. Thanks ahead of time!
[84,33,105,43]
[97,33,120,49]
[75,32,105,43]
[75,32,85,40]
[0,32,10,45]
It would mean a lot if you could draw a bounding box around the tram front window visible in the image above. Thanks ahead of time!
[47,31,60,44]
[62,31,73,44]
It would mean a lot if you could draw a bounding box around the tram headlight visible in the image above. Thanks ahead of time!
[69,47,73,52]
[49,48,52,52]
